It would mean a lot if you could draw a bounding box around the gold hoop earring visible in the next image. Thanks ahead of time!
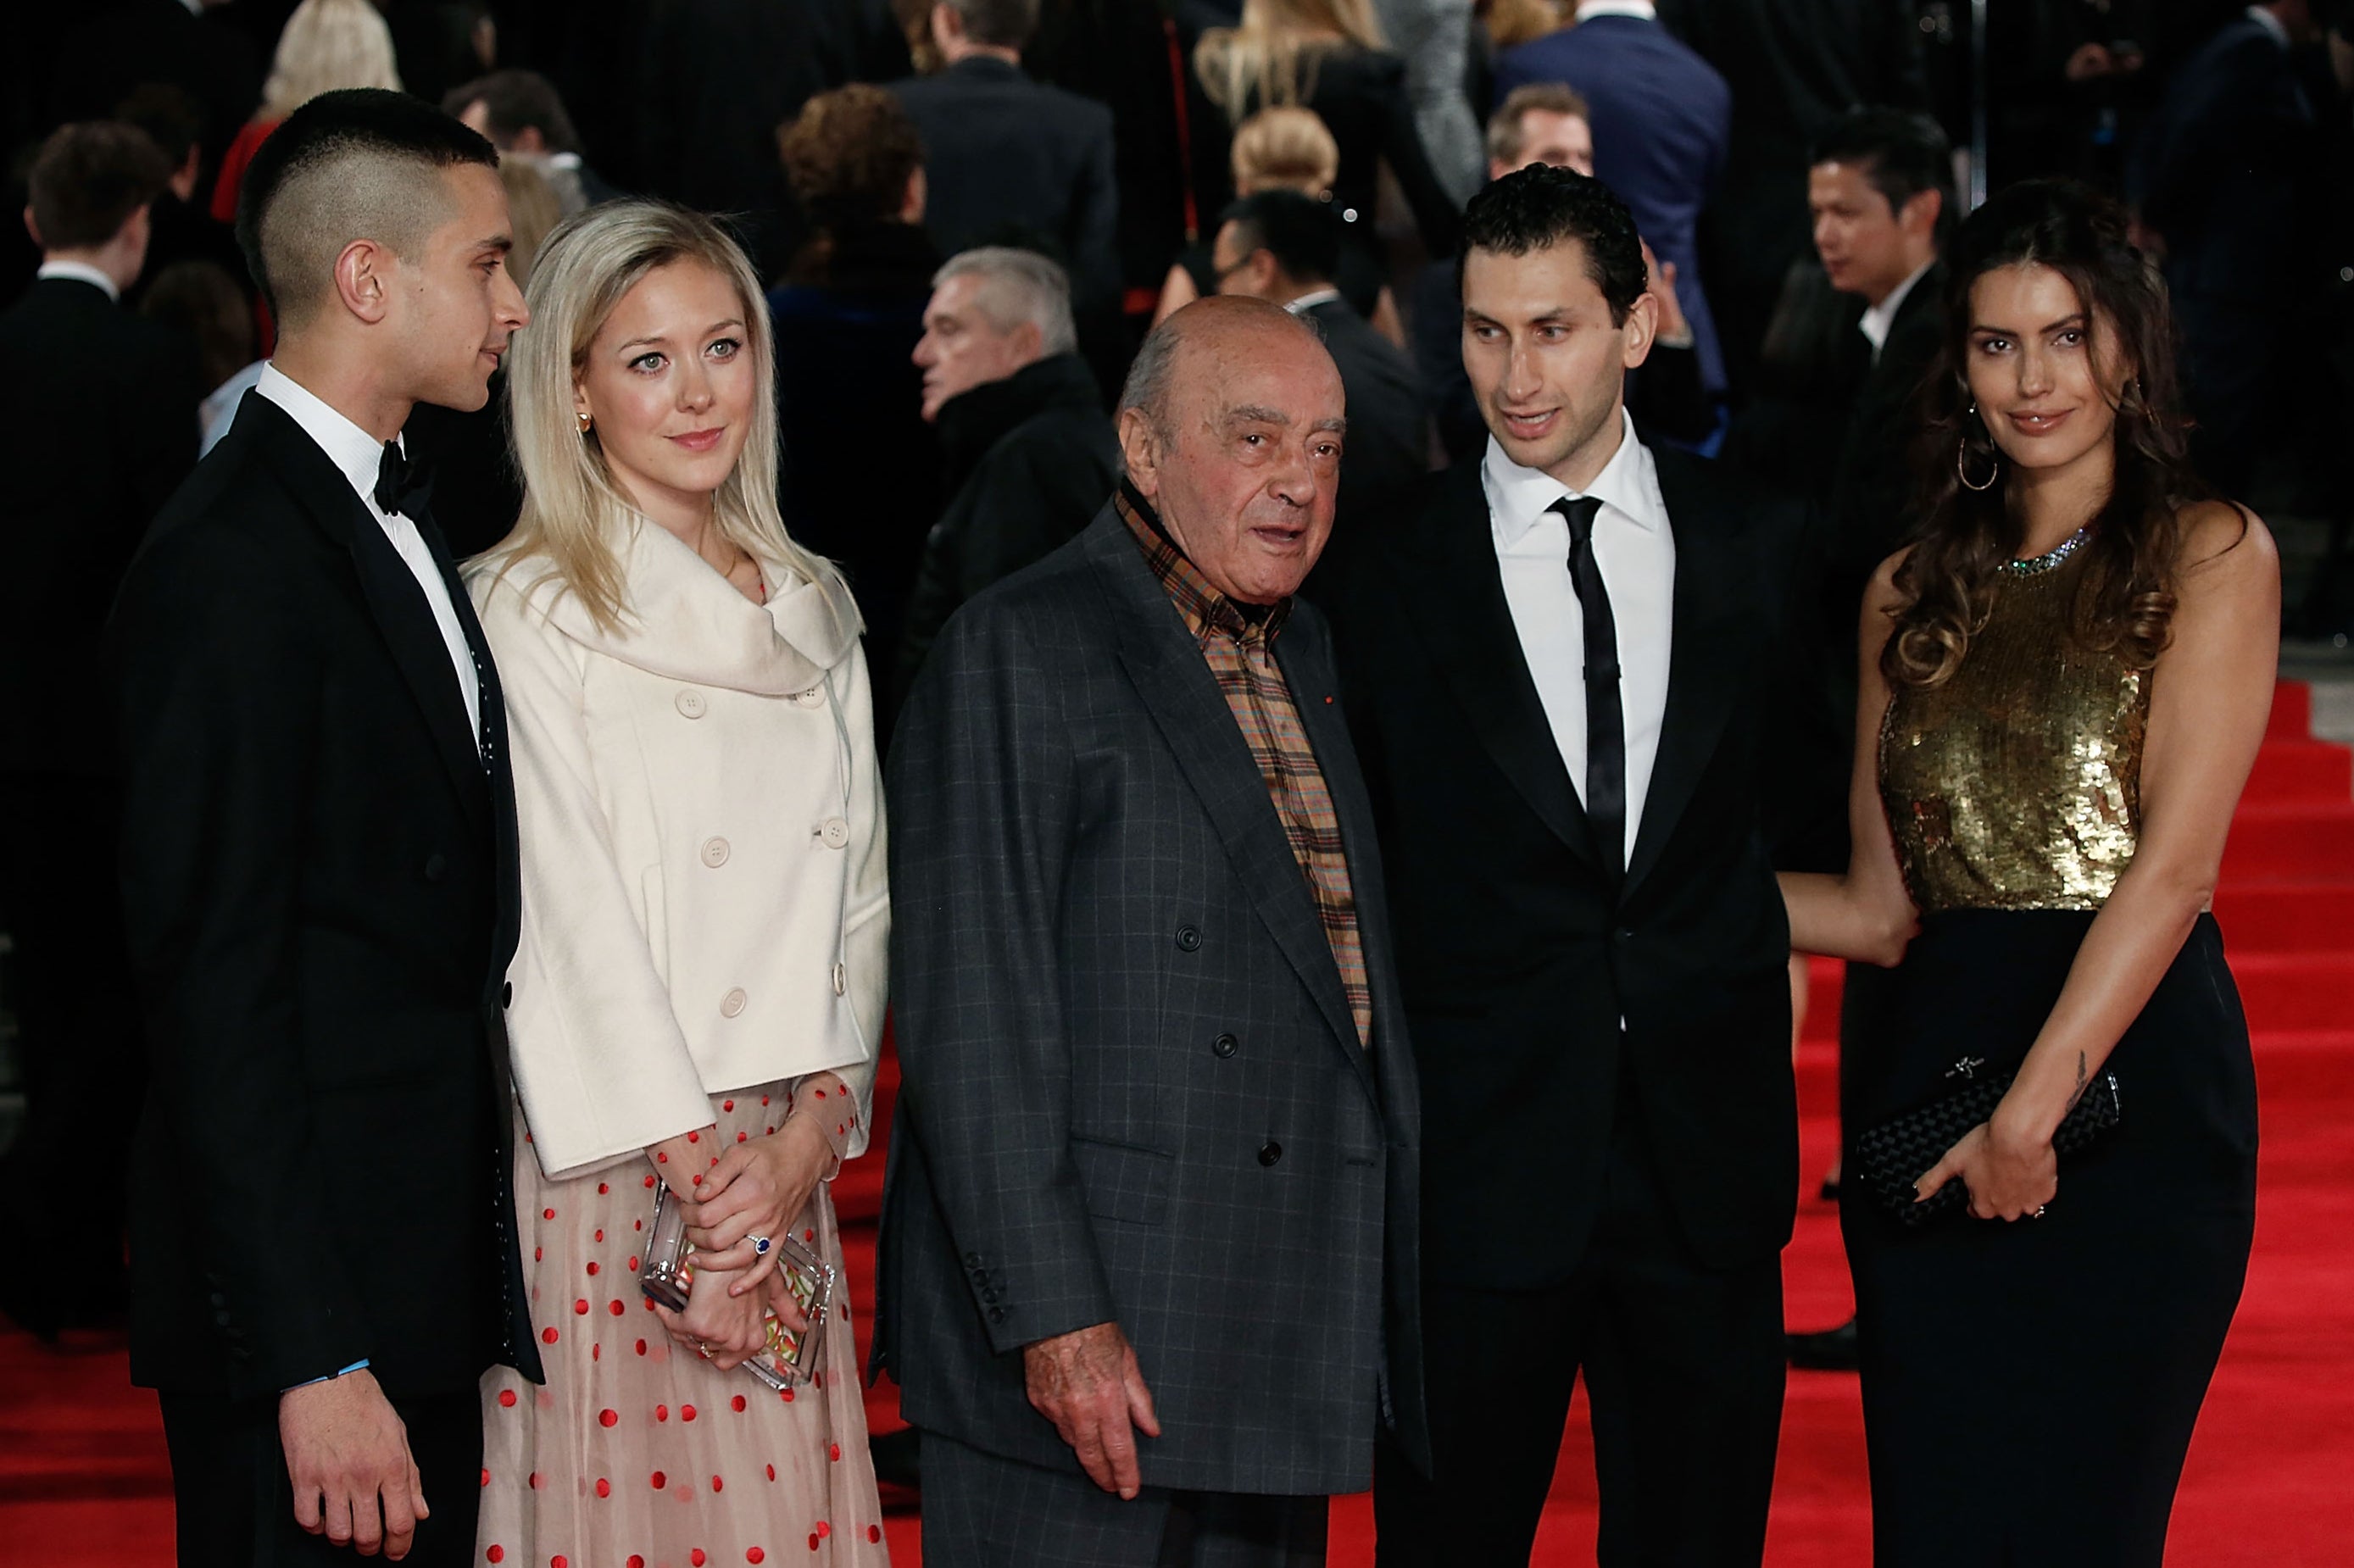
[576,411,593,433]
[1957,404,1999,492]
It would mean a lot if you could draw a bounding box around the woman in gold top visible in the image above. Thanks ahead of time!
[1783,180,2277,1565]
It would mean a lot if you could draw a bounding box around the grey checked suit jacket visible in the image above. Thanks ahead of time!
[873,505,1430,1494]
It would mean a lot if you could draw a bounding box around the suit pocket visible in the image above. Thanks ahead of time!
[1071,1136,1173,1228]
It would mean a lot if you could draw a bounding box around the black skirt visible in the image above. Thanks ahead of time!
[1839,909,2257,1566]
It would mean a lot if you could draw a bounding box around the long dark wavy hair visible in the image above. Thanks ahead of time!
[1884,179,2213,689]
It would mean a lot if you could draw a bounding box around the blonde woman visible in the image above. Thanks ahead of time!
[1194,0,1461,258]
[1151,105,1404,344]
[211,0,403,221]
[470,200,889,1565]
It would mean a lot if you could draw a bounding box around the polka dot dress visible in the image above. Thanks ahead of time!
[479,1085,889,1566]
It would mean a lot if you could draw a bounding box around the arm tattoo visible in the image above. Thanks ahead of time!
[2064,1051,2090,1112]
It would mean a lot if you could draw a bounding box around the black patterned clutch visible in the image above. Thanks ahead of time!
[1854,1056,2122,1226]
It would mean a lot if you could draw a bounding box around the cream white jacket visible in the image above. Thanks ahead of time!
[468,521,888,1179]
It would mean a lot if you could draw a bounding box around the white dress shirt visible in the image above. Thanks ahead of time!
[1859,260,1933,362]
[1574,0,1659,19]
[35,259,120,302]
[1483,408,1676,868]
[256,364,483,743]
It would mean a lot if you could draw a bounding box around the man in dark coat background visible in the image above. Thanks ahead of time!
[897,245,1120,698]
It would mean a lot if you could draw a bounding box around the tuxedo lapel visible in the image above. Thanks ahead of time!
[1624,453,1749,898]
[1086,521,1372,1080]
[1399,466,1604,872]
[246,395,489,826]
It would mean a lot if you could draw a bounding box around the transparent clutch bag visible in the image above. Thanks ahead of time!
[640,1182,832,1388]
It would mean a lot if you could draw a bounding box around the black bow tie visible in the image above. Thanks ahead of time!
[373,440,434,520]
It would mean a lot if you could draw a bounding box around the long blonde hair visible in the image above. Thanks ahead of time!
[487,200,826,634]
[1195,0,1388,120]
[260,0,403,120]
[1231,106,1340,195]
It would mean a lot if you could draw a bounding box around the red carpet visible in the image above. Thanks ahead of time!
[3,682,2349,1565]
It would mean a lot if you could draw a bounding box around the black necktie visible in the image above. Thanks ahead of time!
[373,439,434,520]
[1552,495,1625,887]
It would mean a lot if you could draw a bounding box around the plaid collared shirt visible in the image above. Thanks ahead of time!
[1116,487,1372,1048]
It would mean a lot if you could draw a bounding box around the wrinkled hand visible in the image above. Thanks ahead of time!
[1023,1322,1161,1498]
[1915,1118,2057,1221]
[279,1369,427,1559]
[687,1115,832,1296]
[654,1258,771,1371]
[1640,240,1691,345]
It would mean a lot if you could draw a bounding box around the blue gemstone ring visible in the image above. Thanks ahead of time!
[752,1234,773,1257]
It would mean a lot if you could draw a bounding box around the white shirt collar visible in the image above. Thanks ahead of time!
[1575,0,1658,19]
[1859,259,1934,358]
[1482,407,1663,548]
[36,259,120,303]
[1283,287,1344,315]
[2246,5,2290,47]
[255,362,400,505]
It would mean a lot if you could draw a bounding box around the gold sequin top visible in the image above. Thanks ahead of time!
[1879,544,2147,913]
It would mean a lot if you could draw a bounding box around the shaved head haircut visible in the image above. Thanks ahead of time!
[236,86,498,331]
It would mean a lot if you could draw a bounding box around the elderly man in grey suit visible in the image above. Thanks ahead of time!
[876,294,1427,1566]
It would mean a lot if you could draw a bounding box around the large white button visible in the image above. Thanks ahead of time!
[719,987,747,1018]
[675,689,707,719]
[818,816,850,850]
[793,687,826,709]
[700,837,730,868]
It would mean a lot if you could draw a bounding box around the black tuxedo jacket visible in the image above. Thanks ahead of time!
[0,276,199,774]
[891,57,1121,312]
[1828,264,1945,649]
[108,392,540,1401]
[1301,297,1428,538]
[1327,448,1801,1285]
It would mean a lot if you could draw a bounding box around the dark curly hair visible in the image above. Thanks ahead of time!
[1884,178,2219,689]
[777,84,924,235]
[1460,162,1646,325]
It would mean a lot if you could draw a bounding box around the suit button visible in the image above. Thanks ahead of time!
[1614,927,1633,942]
[817,816,851,850]
[675,688,707,719]
[700,836,731,868]
[1175,925,1202,952]
[1258,1141,1283,1167]
[988,1306,1007,1325]
[720,987,748,1018]
[981,1288,999,1304]
[423,852,448,882]
[1212,1032,1238,1059]
[793,686,826,709]
[964,1253,983,1268]
[501,981,514,1008]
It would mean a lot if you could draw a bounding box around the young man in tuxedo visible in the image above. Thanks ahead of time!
[108,88,534,1567]
[1328,164,1804,1565]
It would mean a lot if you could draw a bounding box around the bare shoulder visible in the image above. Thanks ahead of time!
[2175,499,2278,586]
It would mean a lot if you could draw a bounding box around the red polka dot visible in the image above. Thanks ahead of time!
[594,1229,604,1243]
[812,1088,826,1100]
[687,1131,699,1143]
[781,1387,795,1402]
[765,1464,776,1481]
[711,1474,724,1492]
[598,1409,618,1427]
[828,1443,841,1462]
[606,1298,623,1316]
[550,1556,565,1567]
[598,1182,609,1195]
[543,1208,556,1220]
[534,1247,543,1261]
[732,1394,748,1413]
[629,1255,641,1271]
[594,1477,610,1498]
[806,1537,818,1553]
[643,1174,656,1187]
[592,1344,602,1361]
[867,1526,882,1544]
[815,1523,830,1540]
[761,1095,771,1105]
[656,1404,670,1421]
[803,1229,815,1243]
[574,1298,589,1315]
[541,1326,559,1344]
[481,1469,489,1487]
[651,1471,666,1489]
[656,1152,668,1163]
[528,1472,540,1491]
[692,1173,704,1186]
[723,1098,735,1111]
[748,1551,765,1565]
[629,1560,644,1568]
[737,1131,748,1142]
[487,1548,504,1563]
[693,1552,708,1566]
[682,1404,698,1421]
[636,1338,648,1355]
[587,1262,601,1276]
[498,1389,518,1409]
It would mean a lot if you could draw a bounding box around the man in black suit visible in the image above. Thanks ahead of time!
[890,0,1121,322]
[2130,0,2327,495]
[114,84,255,313]
[1210,190,1429,558]
[443,70,622,215]
[1330,166,1801,1565]
[879,297,1427,1565]
[107,89,537,1568]
[0,120,198,1338]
